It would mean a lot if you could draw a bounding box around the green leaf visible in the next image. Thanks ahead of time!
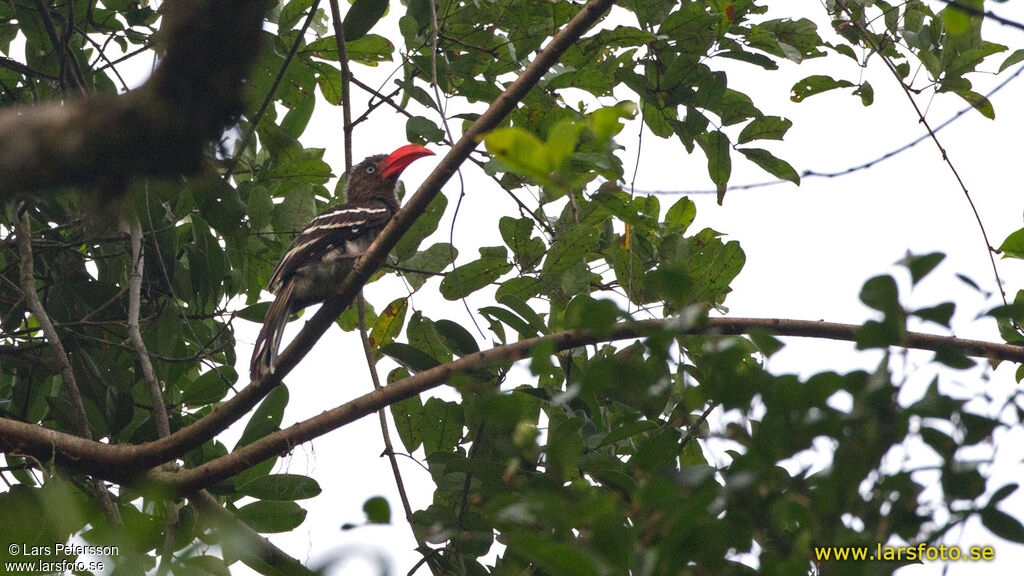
[479,306,535,338]
[434,319,479,355]
[589,102,636,142]
[279,0,313,30]
[999,49,1024,73]
[368,297,408,350]
[419,398,463,454]
[790,75,854,102]
[737,116,792,144]
[541,225,600,281]
[504,533,600,576]
[181,367,236,407]
[342,0,389,41]
[400,242,457,291]
[998,227,1024,259]
[237,474,322,501]
[406,115,446,144]
[439,258,512,300]
[934,347,975,369]
[394,193,447,260]
[307,34,395,64]
[180,556,231,576]
[702,130,731,202]
[953,89,994,119]
[738,148,799,185]
[380,342,441,373]
[664,196,696,232]
[981,508,1024,543]
[749,331,784,357]
[485,127,551,183]
[498,295,549,335]
[860,275,900,314]
[941,5,971,35]
[989,483,1019,506]
[899,252,945,285]
[853,81,874,106]
[913,302,955,327]
[362,496,391,524]
[236,501,306,533]
[236,387,289,450]
[389,368,422,452]
[545,119,584,170]
[563,295,619,334]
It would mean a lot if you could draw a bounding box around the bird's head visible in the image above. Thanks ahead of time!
[345,144,435,204]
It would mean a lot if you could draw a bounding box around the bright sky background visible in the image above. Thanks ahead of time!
[107,1,1024,574]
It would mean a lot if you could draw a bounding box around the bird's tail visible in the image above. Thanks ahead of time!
[251,281,295,381]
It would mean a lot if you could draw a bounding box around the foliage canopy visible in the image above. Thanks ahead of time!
[1,0,1024,575]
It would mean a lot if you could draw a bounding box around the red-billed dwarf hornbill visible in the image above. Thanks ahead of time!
[251,144,435,379]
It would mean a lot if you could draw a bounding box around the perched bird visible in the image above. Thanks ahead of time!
[251,144,435,379]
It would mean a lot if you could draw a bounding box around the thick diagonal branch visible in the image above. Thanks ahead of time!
[267,0,618,384]
[0,0,619,480]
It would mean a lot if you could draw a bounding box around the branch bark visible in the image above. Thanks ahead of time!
[15,212,89,436]
[3,315,1023,483]
[264,0,618,387]
[127,214,170,438]
[0,0,264,196]
[148,316,1024,493]
[1,0,623,482]
[15,210,122,524]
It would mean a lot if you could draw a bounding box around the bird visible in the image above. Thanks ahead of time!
[250,144,435,379]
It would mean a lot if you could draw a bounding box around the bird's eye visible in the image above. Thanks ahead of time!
[366,165,376,174]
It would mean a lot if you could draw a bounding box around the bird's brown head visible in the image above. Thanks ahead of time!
[344,144,435,205]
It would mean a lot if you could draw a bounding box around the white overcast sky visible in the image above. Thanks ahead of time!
[105,1,1024,574]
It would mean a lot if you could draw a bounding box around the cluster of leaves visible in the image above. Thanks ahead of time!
[800,0,1022,118]
[1,0,1023,575]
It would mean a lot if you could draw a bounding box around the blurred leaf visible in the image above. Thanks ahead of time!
[434,319,480,355]
[981,508,1024,543]
[380,342,441,372]
[363,496,391,524]
[343,0,389,41]
[237,501,306,533]
[237,474,322,501]
[440,258,512,300]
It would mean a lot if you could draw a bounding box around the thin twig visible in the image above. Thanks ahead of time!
[838,2,1008,306]
[329,0,427,564]
[357,295,420,542]
[328,0,353,172]
[15,212,89,435]
[15,210,121,524]
[127,214,170,438]
[225,0,323,177]
[428,0,485,339]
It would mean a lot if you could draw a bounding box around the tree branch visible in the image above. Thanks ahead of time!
[149,316,1024,493]
[15,210,122,524]
[0,0,264,196]
[3,314,1022,482]
[265,0,617,388]
[127,214,170,438]
[15,212,90,436]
